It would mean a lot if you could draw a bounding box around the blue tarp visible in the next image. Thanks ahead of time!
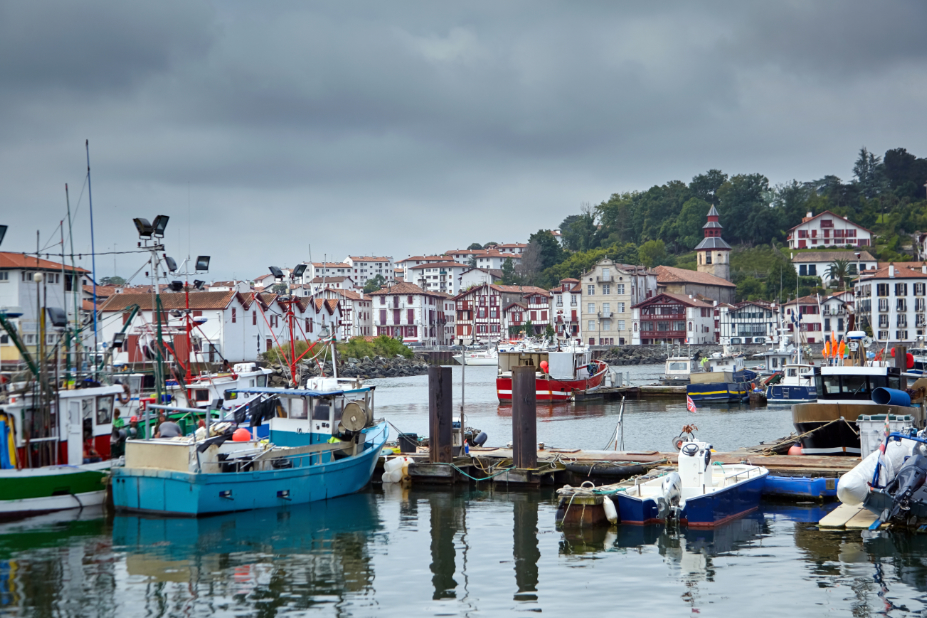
[0,420,12,470]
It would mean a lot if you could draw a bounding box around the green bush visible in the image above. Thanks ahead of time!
[263,335,413,364]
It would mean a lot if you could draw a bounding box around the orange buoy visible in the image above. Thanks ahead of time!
[540,360,549,373]
[788,443,803,456]
[232,428,252,442]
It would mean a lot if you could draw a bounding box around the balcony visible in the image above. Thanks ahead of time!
[598,311,612,318]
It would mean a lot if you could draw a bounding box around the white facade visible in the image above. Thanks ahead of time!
[631,293,714,345]
[550,279,582,343]
[791,251,877,287]
[304,262,352,282]
[717,301,777,344]
[459,267,501,290]
[396,256,447,281]
[313,288,372,339]
[344,256,394,287]
[787,211,872,250]
[408,262,468,295]
[370,282,447,346]
[855,264,927,344]
[780,296,824,344]
[307,276,357,294]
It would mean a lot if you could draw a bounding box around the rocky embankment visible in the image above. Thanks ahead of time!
[267,356,430,385]
[597,344,774,366]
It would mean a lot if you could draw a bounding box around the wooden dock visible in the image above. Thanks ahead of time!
[819,503,882,529]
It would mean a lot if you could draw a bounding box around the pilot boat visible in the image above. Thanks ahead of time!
[764,364,817,404]
[685,349,758,403]
[496,343,607,402]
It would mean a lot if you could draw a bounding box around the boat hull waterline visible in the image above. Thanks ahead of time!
[496,360,608,402]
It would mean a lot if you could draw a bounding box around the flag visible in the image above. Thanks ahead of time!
[686,395,698,414]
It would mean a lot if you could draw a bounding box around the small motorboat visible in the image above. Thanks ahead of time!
[686,347,758,403]
[611,439,768,527]
[764,363,816,405]
[453,348,498,366]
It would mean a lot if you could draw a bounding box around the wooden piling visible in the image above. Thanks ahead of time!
[896,345,907,390]
[428,365,454,463]
[511,365,537,470]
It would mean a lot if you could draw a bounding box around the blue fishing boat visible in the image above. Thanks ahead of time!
[112,382,387,516]
[686,381,750,403]
[610,440,768,527]
[764,364,817,405]
[686,348,757,403]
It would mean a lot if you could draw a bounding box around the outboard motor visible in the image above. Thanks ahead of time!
[880,452,927,524]
[656,472,682,521]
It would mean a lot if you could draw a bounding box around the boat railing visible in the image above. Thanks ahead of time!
[719,466,764,484]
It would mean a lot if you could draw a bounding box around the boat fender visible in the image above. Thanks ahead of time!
[837,439,914,506]
[232,428,251,442]
[473,431,488,447]
[603,496,619,524]
[872,388,912,407]
[117,383,131,404]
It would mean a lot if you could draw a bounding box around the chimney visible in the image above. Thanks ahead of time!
[889,262,895,278]
[802,211,813,223]
[922,262,926,275]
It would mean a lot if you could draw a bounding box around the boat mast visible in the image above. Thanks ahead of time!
[64,183,82,378]
[85,140,99,376]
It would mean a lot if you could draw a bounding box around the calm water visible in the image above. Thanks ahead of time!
[4,492,927,616]
[370,364,795,453]
[7,368,922,616]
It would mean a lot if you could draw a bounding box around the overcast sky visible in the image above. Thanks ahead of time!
[2,1,926,281]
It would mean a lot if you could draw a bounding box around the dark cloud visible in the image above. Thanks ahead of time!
[1,1,926,279]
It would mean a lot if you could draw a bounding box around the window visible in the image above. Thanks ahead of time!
[895,283,908,296]
[617,284,625,294]
[878,330,889,340]
[897,298,907,312]
[379,309,386,324]
[808,265,817,276]
[799,265,807,276]
[588,285,594,296]
[879,315,889,328]
[380,296,385,305]
[588,303,595,314]
[617,302,625,313]
[916,283,926,296]
[0,272,7,281]
[408,309,414,324]
[407,295,413,304]
[588,320,596,330]
[706,253,712,265]
[897,331,909,341]
[602,284,610,295]
[231,307,237,323]
[617,320,625,330]
[877,284,889,297]
[96,395,114,425]
[267,338,272,351]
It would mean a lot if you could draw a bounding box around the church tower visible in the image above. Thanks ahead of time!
[695,205,731,281]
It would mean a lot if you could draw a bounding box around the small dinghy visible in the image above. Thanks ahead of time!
[612,440,768,527]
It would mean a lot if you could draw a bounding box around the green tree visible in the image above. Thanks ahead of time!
[544,324,556,343]
[689,169,728,205]
[101,276,126,286]
[523,319,535,336]
[736,276,765,301]
[500,258,517,284]
[638,239,669,268]
[560,206,597,252]
[363,274,385,293]
[853,147,886,199]
[675,198,711,249]
[526,230,564,271]
[823,259,851,290]
[467,242,483,250]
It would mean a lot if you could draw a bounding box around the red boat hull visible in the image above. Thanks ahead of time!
[496,360,608,402]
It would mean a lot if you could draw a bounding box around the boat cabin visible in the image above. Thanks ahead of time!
[664,357,693,379]
[498,348,591,380]
[697,353,745,374]
[811,366,902,402]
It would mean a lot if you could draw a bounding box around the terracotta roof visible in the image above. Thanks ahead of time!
[309,276,353,283]
[320,288,366,301]
[560,278,579,283]
[409,261,464,270]
[877,261,926,270]
[312,262,351,269]
[83,285,121,297]
[496,243,527,249]
[654,265,736,288]
[859,264,927,280]
[788,210,871,233]
[782,295,821,306]
[0,252,89,273]
[348,256,391,262]
[367,281,428,296]
[396,255,447,264]
[792,251,876,263]
[99,290,240,312]
[492,285,550,296]
[633,292,713,309]
[504,302,527,311]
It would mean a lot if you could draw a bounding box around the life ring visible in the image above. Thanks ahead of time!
[117,383,131,405]
[139,399,147,412]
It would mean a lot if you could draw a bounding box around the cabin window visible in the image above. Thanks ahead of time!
[312,399,331,421]
[96,395,114,425]
[668,361,688,371]
[290,398,309,419]
[195,389,210,402]
[257,375,267,387]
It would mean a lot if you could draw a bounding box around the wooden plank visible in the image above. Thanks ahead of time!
[819,503,861,528]
[846,508,881,529]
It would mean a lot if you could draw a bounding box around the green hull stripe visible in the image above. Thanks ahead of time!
[0,470,107,501]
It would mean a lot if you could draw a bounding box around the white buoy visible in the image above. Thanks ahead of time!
[603,497,619,524]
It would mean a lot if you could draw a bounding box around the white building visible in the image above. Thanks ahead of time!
[549,278,581,342]
[313,288,372,339]
[307,275,357,294]
[344,256,394,287]
[791,250,877,287]
[717,301,778,344]
[786,210,872,250]
[0,252,90,367]
[495,243,528,255]
[407,261,469,295]
[396,255,448,281]
[631,293,715,345]
[369,282,448,346]
[306,262,353,282]
[780,296,824,344]
[208,280,251,293]
[444,249,521,270]
[579,259,658,346]
[458,267,502,290]
[855,263,927,344]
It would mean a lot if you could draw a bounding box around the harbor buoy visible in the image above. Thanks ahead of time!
[603,497,619,524]
[232,428,251,442]
[788,443,803,456]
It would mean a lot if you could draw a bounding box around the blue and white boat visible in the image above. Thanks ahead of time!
[112,380,387,516]
[765,364,817,405]
[611,440,768,527]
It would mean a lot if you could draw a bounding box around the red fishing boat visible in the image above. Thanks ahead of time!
[496,344,608,402]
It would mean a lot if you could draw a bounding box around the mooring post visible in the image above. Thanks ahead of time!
[512,365,537,470]
[428,365,454,463]
[896,344,908,390]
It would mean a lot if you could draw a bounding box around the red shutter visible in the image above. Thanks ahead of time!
[408,309,414,324]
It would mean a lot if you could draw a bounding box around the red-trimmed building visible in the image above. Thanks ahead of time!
[550,278,581,342]
[453,283,549,344]
[369,282,448,346]
[631,293,715,345]
[787,210,872,250]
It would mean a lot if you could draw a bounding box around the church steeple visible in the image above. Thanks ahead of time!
[695,204,731,281]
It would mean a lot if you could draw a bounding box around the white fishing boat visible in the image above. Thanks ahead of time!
[453,348,498,366]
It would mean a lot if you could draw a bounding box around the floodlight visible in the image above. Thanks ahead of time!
[193,280,205,290]
[170,310,183,318]
[45,307,68,328]
[164,256,178,272]
[169,280,184,292]
[133,218,153,239]
[269,266,284,280]
[292,264,307,279]
[152,215,170,238]
[195,256,210,272]
[0,225,7,247]
[111,332,126,349]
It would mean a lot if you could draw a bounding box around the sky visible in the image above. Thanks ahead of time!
[2,1,927,282]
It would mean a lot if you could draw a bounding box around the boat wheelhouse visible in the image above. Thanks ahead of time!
[661,356,694,386]
[496,345,607,402]
[765,364,816,404]
[792,366,925,455]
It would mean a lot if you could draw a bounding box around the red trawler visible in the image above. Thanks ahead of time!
[496,345,608,402]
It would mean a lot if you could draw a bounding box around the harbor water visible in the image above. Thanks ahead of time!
[5,365,923,616]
